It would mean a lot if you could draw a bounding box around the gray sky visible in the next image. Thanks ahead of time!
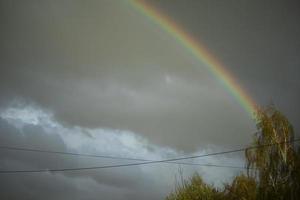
[0,0,299,199]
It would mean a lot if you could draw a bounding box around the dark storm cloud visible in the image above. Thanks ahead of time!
[0,0,257,151]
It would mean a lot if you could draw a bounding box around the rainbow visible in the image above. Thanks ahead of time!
[128,0,257,116]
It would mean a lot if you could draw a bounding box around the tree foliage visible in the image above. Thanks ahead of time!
[166,173,224,200]
[166,106,300,200]
[223,174,257,200]
[245,105,299,199]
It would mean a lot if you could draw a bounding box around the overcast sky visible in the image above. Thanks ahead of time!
[0,0,299,199]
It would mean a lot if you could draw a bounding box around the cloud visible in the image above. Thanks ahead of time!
[0,102,244,199]
[0,0,298,198]
[0,0,258,151]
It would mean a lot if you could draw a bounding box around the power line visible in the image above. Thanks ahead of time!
[0,138,299,174]
[2,137,298,161]
[0,145,148,161]
[0,145,247,170]
[0,163,247,174]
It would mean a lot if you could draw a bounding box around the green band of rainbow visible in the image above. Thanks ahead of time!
[128,0,257,116]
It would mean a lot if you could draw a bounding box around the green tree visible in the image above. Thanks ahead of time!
[166,105,299,200]
[223,174,257,200]
[245,105,298,199]
[166,173,224,200]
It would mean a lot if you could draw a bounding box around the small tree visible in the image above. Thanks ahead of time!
[166,173,224,200]
[223,174,257,200]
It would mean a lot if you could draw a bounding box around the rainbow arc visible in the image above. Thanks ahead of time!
[129,0,257,116]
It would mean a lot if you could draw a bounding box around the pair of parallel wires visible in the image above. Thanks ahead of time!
[0,138,299,174]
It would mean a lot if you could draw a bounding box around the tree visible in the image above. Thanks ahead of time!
[166,173,224,200]
[223,174,257,200]
[166,105,299,200]
[245,105,298,199]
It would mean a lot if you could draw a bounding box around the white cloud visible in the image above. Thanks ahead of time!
[0,102,245,198]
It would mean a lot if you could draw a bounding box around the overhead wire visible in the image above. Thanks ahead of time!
[0,138,299,174]
[0,145,247,170]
